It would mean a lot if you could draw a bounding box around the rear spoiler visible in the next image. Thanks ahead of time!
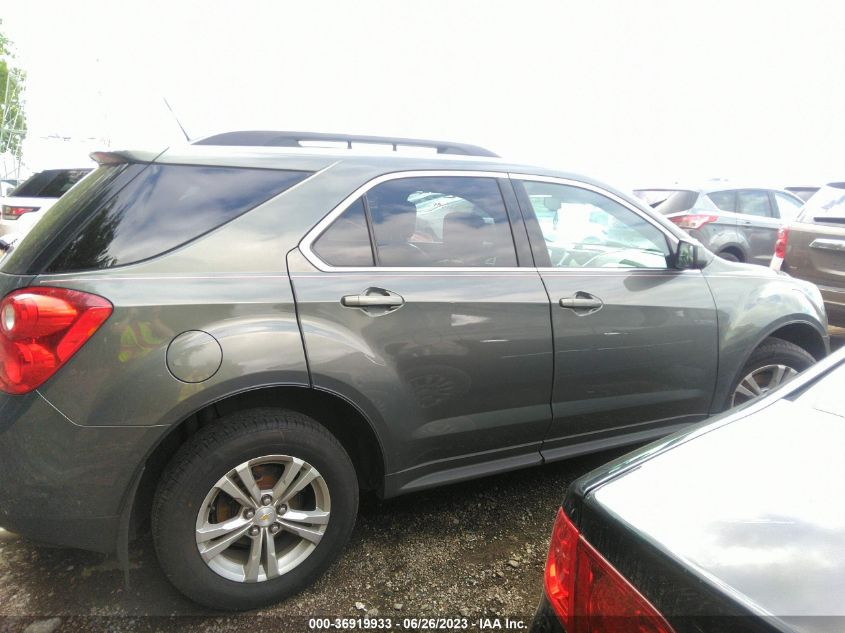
[89,149,164,165]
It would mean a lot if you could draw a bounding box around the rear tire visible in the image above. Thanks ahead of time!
[152,408,358,611]
[718,250,741,262]
[727,338,815,409]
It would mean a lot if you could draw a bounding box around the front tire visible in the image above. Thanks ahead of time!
[728,337,815,408]
[718,250,741,263]
[152,408,358,610]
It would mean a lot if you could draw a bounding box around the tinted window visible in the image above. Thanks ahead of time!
[48,165,311,272]
[365,177,516,267]
[312,198,374,266]
[523,181,670,269]
[707,190,737,211]
[773,192,803,220]
[736,190,773,217]
[12,169,91,198]
[653,190,700,214]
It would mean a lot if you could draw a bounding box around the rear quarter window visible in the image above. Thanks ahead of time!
[46,164,311,272]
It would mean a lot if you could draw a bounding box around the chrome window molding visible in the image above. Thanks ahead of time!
[299,170,683,274]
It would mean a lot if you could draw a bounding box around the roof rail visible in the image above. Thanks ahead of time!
[192,130,499,158]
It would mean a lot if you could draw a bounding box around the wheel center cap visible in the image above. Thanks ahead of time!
[254,507,277,527]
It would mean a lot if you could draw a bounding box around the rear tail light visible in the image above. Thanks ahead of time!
[0,287,112,394]
[544,508,676,633]
[2,205,39,220]
[669,214,718,230]
[770,226,789,271]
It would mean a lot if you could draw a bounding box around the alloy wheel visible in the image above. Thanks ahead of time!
[195,454,331,583]
[731,364,798,407]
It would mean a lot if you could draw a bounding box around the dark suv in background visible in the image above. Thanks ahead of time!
[0,132,828,610]
[634,184,804,265]
[773,182,845,327]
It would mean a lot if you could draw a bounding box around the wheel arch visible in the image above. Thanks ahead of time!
[713,317,829,413]
[718,244,747,262]
[125,384,386,543]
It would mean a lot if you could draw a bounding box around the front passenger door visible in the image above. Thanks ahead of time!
[512,176,719,460]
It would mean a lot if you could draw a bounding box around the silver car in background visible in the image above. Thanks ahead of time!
[634,184,804,265]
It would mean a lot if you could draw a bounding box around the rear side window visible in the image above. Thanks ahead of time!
[309,176,517,267]
[47,165,311,272]
[312,198,374,266]
[367,176,517,267]
[706,190,737,211]
[736,190,773,217]
[12,169,91,198]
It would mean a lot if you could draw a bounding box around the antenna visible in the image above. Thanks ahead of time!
[163,97,191,142]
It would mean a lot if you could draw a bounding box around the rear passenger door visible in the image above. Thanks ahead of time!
[289,172,554,494]
[735,189,780,265]
[512,175,718,460]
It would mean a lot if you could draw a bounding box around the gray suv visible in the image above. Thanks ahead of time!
[634,184,805,265]
[0,132,829,610]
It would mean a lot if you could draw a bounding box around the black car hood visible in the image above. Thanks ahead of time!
[589,389,845,628]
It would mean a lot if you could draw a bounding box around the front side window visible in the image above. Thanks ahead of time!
[736,190,773,217]
[523,181,670,269]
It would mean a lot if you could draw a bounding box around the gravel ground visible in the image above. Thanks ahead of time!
[0,447,631,633]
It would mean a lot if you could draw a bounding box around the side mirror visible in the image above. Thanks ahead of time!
[675,240,699,269]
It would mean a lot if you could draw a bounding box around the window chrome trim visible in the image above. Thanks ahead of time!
[299,169,519,272]
[508,172,682,251]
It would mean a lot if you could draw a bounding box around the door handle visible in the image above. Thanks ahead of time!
[810,238,845,253]
[559,293,603,312]
[341,288,405,309]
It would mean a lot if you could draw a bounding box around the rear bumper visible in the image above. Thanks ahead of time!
[0,391,165,552]
[529,595,565,633]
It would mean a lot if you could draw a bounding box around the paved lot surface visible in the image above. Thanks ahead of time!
[2,329,842,633]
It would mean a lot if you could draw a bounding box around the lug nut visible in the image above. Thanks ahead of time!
[269,523,281,534]
[245,509,255,519]
[277,504,288,514]
[261,495,273,506]
[249,526,260,537]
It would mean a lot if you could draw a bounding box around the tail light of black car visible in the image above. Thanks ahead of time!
[0,287,112,394]
[544,508,676,633]
[2,205,39,220]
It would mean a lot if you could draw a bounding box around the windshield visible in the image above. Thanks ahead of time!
[799,183,845,223]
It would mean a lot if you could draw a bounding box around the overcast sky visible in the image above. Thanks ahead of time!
[2,1,844,187]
